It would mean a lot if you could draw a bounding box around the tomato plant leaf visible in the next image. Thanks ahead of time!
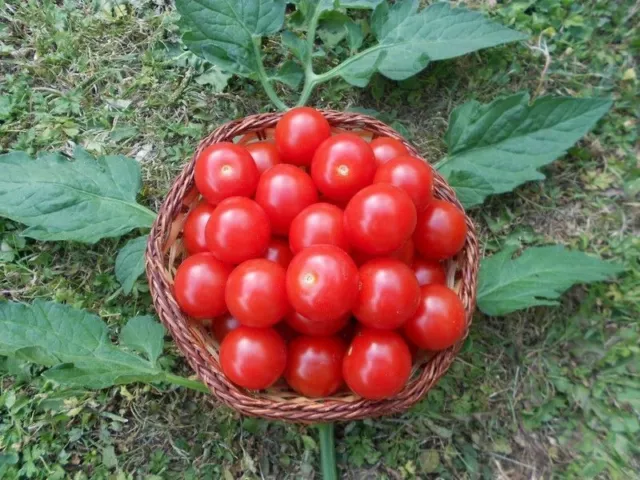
[282,31,308,62]
[477,245,623,316]
[115,235,148,293]
[445,171,494,208]
[439,93,613,198]
[271,60,304,88]
[0,148,155,243]
[120,315,165,365]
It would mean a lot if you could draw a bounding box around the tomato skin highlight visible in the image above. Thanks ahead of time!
[373,155,433,211]
[194,142,259,204]
[285,310,350,337]
[403,284,466,351]
[264,237,294,268]
[205,197,270,264]
[286,245,359,323]
[411,258,447,286]
[285,336,347,397]
[275,107,331,166]
[289,203,349,254]
[246,141,279,174]
[370,136,409,166]
[174,253,231,319]
[255,164,318,235]
[211,313,241,342]
[413,199,467,260]
[220,326,287,390]
[182,201,216,255]
[342,328,412,400]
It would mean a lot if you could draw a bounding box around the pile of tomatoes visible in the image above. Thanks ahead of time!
[174,107,468,400]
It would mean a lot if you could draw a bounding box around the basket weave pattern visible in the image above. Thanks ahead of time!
[145,110,479,422]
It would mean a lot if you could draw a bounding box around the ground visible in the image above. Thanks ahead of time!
[0,0,638,479]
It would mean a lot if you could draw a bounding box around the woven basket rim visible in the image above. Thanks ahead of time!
[145,109,480,423]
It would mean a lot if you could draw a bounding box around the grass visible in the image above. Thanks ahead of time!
[1,0,638,478]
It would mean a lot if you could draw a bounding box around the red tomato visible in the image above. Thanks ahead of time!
[285,336,346,397]
[342,328,412,400]
[311,133,376,203]
[412,258,447,286]
[370,137,409,166]
[182,201,216,255]
[194,142,259,204]
[403,284,466,350]
[289,203,349,254]
[344,184,417,255]
[353,258,420,330]
[285,310,350,337]
[246,141,279,174]
[413,200,467,260]
[286,245,359,322]
[220,326,287,390]
[275,107,331,166]
[174,253,231,319]
[211,313,240,342]
[351,239,414,266]
[205,197,270,264]
[225,259,289,327]
[373,155,433,210]
[255,164,318,235]
[264,238,294,268]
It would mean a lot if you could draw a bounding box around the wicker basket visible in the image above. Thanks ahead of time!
[145,110,480,423]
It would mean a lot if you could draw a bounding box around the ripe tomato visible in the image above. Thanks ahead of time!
[286,245,359,322]
[220,326,287,390]
[344,184,417,255]
[289,203,349,254]
[275,107,331,166]
[182,201,216,255]
[285,310,350,337]
[254,164,318,235]
[373,155,433,210]
[205,197,270,264]
[211,313,240,342]
[411,258,446,286]
[311,133,376,203]
[353,258,420,330]
[342,328,412,400]
[194,142,259,204]
[351,238,414,266]
[264,238,294,268]
[370,136,409,166]
[413,200,467,260]
[246,141,279,174]
[285,336,346,397]
[174,253,231,319]
[403,284,466,350]
[225,259,289,327]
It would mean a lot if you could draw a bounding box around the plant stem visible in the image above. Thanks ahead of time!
[252,36,289,111]
[163,372,210,394]
[317,423,337,480]
[296,8,322,107]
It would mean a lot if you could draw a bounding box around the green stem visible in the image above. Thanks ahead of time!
[252,36,289,111]
[296,8,322,107]
[317,423,337,480]
[163,372,210,394]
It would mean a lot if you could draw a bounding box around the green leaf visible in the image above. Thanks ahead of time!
[271,60,304,88]
[194,65,233,92]
[177,0,286,77]
[439,92,613,195]
[345,20,364,51]
[0,300,163,388]
[0,148,155,243]
[333,50,387,87]
[318,11,350,47]
[282,31,308,62]
[339,0,382,8]
[445,170,494,208]
[120,315,165,365]
[115,235,147,294]
[477,245,623,316]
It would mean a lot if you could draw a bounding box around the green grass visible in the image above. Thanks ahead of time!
[1,0,638,478]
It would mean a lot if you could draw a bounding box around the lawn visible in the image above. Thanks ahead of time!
[0,0,638,478]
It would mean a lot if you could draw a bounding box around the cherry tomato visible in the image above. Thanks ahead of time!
[285,310,350,337]
[289,203,349,254]
[373,155,433,210]
[285,336,346,397]
[311,133,376,203]
[275,107,331,166]
[353,258,420,330]
[182,201,216,255]
[342,328,412,400]
[255,164,318,235]
[219,326,287,390]
[194,142,259,204]
[351,238,414,266]
[225,259,289,327]
[286,245,359,322]
[205,197,270,264]
[370,136,409,166]
[211,313,240,342]
[412,258,447,286]
[246,141,279,174]
[403,284,466,350]
[264,238,294,268]
[174,253,231,319]
[413,200,467,260]
[344,184,417,255]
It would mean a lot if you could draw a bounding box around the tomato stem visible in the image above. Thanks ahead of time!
[163,373,211,394]
[317,423,338,480]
